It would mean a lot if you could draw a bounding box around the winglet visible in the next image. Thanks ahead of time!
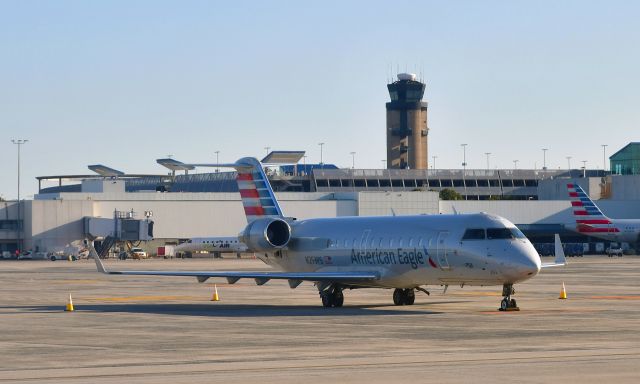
[554,234,567,266]
[89,242,108,274]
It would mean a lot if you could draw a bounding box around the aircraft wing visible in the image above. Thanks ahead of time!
[92,247,379,287]
[541,234,567,268]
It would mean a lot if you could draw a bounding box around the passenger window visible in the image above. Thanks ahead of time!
[462,228,486,240]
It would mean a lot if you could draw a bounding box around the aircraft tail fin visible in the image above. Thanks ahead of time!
[567,183,617,234]
[233,157,284,223]
[183,156,286,223]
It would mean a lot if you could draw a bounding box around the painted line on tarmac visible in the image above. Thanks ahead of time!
[589,295,640,300]
[81,295,203,302]
[52,279,100,284]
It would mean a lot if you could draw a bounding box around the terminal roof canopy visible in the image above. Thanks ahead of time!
[156,158,196,172]
[88,164,125,177]
[262,151,305,164]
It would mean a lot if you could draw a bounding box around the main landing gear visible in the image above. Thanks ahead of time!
[320,285,344,308]
[499,283,519,311]
[393,288,415,306]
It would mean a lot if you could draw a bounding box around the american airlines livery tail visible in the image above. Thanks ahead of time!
[567,183,640,244]
[92,156,566,311]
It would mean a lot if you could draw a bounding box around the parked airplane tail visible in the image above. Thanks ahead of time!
[234,157,284,223]
[567,183,618,234]
[186,157,284,223]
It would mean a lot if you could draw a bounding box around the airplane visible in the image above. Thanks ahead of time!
[174,237,248,254]
[567,183,640,245]
[92,156,566,311]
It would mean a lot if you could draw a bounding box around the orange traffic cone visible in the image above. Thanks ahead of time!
[211,284,220,301]
[559,282,567,300]
[65,294,75,311]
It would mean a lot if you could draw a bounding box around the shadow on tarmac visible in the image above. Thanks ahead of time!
[3,303,459,317]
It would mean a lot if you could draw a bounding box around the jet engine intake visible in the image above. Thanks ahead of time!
[241,218,291,252]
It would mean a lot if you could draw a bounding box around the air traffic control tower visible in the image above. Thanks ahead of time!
[386,73,429,169]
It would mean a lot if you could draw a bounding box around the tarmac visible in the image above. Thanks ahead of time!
[1,256,639,383]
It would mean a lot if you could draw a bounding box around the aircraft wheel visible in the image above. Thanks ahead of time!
[499,298,509,311]
[393,289,403,305]
[404,289,415,305]
[321,292,332,308]
[510,299,517,308]
[333,291,344,307]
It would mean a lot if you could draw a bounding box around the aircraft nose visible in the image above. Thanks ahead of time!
[517,247,541,278]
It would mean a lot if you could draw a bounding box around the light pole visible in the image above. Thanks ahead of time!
[513,159,519,170]
[318,142,325,168]
[214,150,220,173]
[264,146,270,157]
[542,148,548,170]
[381,159,387,169]
[461,144,468,171]
[432,156,437,170]
[601,144,608,172]
[11,139,28,252]
[566,156,572,170]
[485,152,491,170]
[350,152,356,169]
[582,160,587,178]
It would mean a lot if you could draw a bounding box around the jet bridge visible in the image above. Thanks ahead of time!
[83,209,154,258]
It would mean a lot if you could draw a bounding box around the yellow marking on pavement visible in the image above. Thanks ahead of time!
[83,295,201,302]
[479,308,602,315]
[589,295,640,300]
[450,291,501,297]
[53,280,100,284]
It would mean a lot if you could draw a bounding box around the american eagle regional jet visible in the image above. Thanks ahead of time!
[93,157,565,311]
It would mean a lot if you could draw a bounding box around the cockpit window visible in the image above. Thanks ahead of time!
[486,228,526,240]
[510,227,526,238]
[487,228,513,239]
[462,228,486,240]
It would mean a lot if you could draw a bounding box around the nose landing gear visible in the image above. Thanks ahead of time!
[499,283,519,311]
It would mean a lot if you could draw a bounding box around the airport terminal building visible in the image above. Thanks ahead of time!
[2,156,640,257]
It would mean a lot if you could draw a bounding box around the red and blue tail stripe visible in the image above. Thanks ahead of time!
[235,158,283,223]
[567,183,618,233]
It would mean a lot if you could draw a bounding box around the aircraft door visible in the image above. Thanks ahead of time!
[436,231,451,270]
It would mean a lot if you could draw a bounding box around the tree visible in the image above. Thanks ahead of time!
[439,188,462,200]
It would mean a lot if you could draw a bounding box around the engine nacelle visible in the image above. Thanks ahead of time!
[241,218,291,252]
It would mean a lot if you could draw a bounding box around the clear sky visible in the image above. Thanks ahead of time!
[1,1,639,199]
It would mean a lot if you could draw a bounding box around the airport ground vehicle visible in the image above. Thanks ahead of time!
[606,247,623,257]
[130,247,148,259]
[49,252,78,261]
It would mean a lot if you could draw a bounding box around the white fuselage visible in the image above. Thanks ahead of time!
[569,219,640,243]
[254,213,541,289]
[174,237,248,253]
